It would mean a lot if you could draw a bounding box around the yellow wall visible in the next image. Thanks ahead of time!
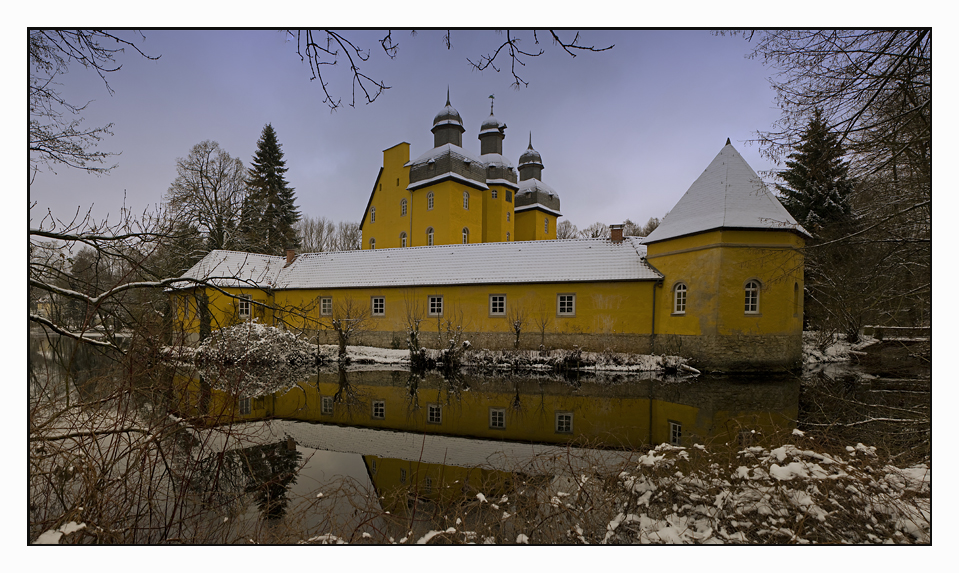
[647,229,804,339]
[482,185,516,242]
[514,208,558,242]
[270,280,655,340]
[362,143,411,250]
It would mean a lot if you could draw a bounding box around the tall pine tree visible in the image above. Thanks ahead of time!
[776,109,855,237]
[241,124,301,255]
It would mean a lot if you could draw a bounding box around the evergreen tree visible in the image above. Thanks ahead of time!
[776,109,855,236]
[242,124,301,255]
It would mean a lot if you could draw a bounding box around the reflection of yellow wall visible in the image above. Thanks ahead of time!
[514,208,557,242]
[647,229,804,338]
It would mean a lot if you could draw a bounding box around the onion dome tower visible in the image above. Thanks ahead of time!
[479,99,517,185]
[431,89,466,147]
[515,134,560,213]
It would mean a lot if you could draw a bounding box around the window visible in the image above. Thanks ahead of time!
[489,294,506,316]
[427,192,434,210]
[400,468,407,483]
[425,477,433,493]
[238,295,252,319]
[371,459,377,475]
[319,297,333,316]
[369,238,375,250]
[745,280,761,314]
[400,198,407,217]
[506,191,512,203]
[490,408,506,429]
[400,231,407,248]
[463,191,469,209]
[372,296,385,316]
[555,412,573,434]
[428,404,442,424]
[426,227,434,246]
[491,189,498,199]
[544,218,549,234]
[239,397,251,415]
[321,396,334,415]
[506,232,510,242]
[370,207,375,223]
[506,212,510,222]
[428,295,443,317]
[372,400,385,419]
[669,421,682,446]
[557,294,576,316]
[462,227,469,244]
[673,283,687,314]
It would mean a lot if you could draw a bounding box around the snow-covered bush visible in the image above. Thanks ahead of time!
[195,320,316,367]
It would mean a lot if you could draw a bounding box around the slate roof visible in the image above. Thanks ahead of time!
[175,238,661,291]
[643,142,810,244]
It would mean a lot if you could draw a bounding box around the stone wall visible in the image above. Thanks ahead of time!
[652,333,802,373]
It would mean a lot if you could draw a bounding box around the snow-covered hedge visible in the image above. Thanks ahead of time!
[195,320,317,367]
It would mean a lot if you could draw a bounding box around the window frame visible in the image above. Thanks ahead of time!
[321,396,334,416]
[372,400,385,420]
[319,296,333,317]
[744,279,761,315]
[427,192,434,210]
[463,191,469,210]
[506,190,512,203]
[427,403,442,424]
[369,238,375,250]
[506,212,510,222]
[673,282,687,315]
[426,227,434,246]
[669,420,682,446]
[555,412,573,434]
[400,231,407,248]
[489,407,506,430]
[462,227,469,244]
[544,217,549,234]
[489,294,506,317]
[238,294,252,319]
[428,295,444,317]
[506,232,510,242]
[370,206,375,223]
[491,189,498,199]
[239,397,251,415]
[557,293,576,317]
[371,296,385,317]
[400,198,407,217]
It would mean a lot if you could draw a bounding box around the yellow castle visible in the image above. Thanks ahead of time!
[172,98,809,372]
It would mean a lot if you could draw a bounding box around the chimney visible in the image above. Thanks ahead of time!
[285,247,296,266]
[609,224,624,243]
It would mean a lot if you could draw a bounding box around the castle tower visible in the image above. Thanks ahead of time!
[514,134,561,241]
[478,103,518,242]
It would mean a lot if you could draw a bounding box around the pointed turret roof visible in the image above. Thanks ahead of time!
[644,141,809,243]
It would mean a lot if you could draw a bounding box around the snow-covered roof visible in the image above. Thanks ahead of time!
[479,152,514,169]
[179,238,660,291]
[173,250,286,290]
[643,142,810,244]
[407,143,485,168]
[517,178,560,200]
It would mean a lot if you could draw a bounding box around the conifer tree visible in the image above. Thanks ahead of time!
[776,109,855,237]
[242,124,301,255]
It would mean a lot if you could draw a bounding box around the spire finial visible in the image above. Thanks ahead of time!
[528,132,533,150]
[446,87,450,106]
[489,94,495,115]
[725,137,731,146]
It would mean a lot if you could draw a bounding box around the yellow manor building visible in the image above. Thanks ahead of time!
[172,99,809,372]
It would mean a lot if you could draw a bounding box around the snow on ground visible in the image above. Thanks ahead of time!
[803,331,877,364]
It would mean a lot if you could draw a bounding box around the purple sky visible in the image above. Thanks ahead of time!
[30,30,785,234]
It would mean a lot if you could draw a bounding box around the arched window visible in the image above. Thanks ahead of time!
[427,192,434,210]
[369,238,376,250]
[463,191,469,210]
[400,232,407,248]
[426,227,434,246]
[370,207,375,223]
[745,280,761,314]
[506,232,510,242]
[400,198,407,217]
[673,283,687,314]
[544,218,549,234]
[462,227,469,244]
